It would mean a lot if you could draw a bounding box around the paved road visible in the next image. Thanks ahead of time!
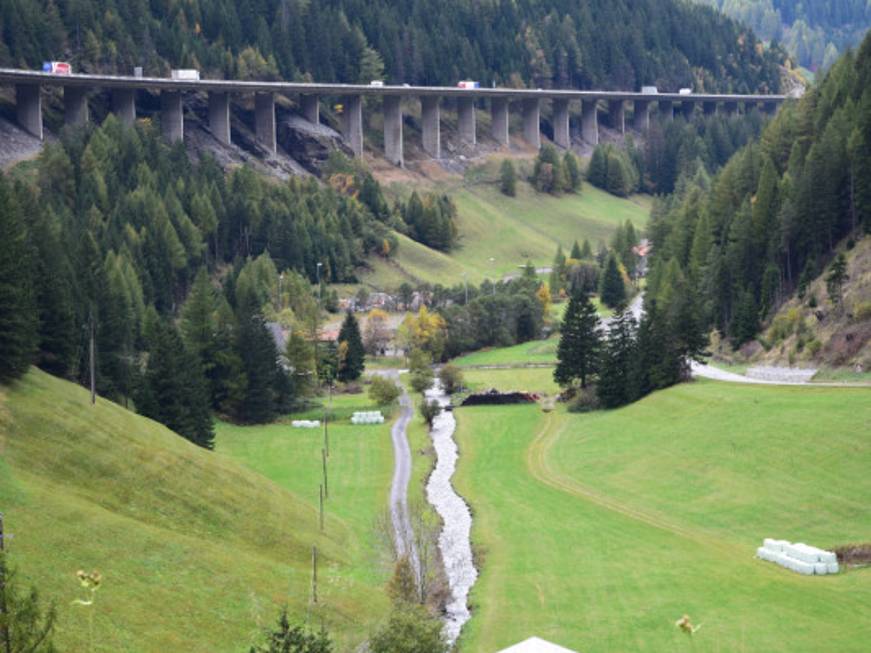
[374,370,419,567]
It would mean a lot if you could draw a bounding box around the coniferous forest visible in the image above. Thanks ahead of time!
[645,30,871,349]
[1,0,783,92]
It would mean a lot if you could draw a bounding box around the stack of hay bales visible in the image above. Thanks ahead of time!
[291,419,320,428]
[756,539,839,575]
[351,411,384,425]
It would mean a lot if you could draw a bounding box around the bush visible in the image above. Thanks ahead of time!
[499,160,517,197]
[409,349,434,394]
[438,365,464,394]
[807,339,822,356]
[567,387,600,413]
[854,301,871,321]
[369,376,401,405]
[419,398,442,427]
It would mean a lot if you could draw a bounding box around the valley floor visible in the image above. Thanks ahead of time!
[452,381,871,652]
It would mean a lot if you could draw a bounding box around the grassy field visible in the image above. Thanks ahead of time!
[453,380,871,652]
[359,168,650,289]
[452,337,558,368]
[461,367,560,396]
[215,392,396,591]
[0,369,391,652]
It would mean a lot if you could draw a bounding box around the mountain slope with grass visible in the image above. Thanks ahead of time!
[360,162,651,289]
[0,369,389,652]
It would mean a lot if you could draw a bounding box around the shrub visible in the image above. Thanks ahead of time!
[567,387,600,413]
[369,376,401,406]
[807,339,822,356]
[854,301,871,321]
[438,365,464,394]
[419,398,442,427]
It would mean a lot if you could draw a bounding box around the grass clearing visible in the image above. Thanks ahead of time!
[0,369,390,652]
[461,367,559,396]
[360,172,650,289]
[452,337,558,368]
[453,380,871,652]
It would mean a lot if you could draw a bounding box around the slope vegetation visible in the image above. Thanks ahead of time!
[0,369,389,652]
[362,171,650,288]
[454,380,871,652]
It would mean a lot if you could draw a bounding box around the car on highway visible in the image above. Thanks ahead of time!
[42,61,71,74]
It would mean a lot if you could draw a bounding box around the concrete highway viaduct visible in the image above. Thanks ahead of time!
[0,68,786,166]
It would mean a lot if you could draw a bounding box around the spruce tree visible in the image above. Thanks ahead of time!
[237,305,282,424]
[0,175,37,383]
[564,151,582,192]
[499,159,517,197]
[337,311,365,382]
[136,320,215,449]
[599,254,627,308]
[587,146,607,188]
[554,287,601,389]
[570,240,582,260]
[580,239,593,259]
[597,305,638,408]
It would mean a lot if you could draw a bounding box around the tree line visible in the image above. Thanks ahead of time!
[0,0,784,93]
[0,118,388,444]
[644,31,871,349]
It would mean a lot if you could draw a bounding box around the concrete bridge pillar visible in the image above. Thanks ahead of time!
[208,92,231,145]
[703,101,717,117]
[552,99,570,149]
[342,95,363,157]
[491,97,509,146]
[457,96,476,145]
[633,99,650,132]
[680,101,695,120]
[64,87,89,127]
[608,100,625,134]
[384,95,403,166]
[111,88,136,126]
[255,92,276,154]
[724,101,739,116]
[15,84,42,140]
[421,96,441,158]
[522,98,540,149]
[161,91,184,143]
[301,94,320,124]
[581,99,598,145]
[658,100,674,122]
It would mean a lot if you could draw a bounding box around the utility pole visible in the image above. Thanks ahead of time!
[319,484,324,532]
[311,545,318,604]
[322,447,328,499]
[89,314,96,406]
[462,272,468,305]
[0,512,10,653]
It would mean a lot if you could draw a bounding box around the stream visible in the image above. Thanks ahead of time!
[424,381,478,646]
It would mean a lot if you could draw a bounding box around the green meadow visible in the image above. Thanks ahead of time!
[0,370,392,652]
[453,380,871,652]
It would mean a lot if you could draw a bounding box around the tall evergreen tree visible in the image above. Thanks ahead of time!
[136,319,215,449]
[236,305,283,424]
[554,288,601,389]
[599,254,627,308]
[597,305,638,408]
[0,176,37,383]
[336,311,365,382]
[499,159,517,197]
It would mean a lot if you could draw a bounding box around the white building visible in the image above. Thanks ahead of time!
[497,637,579,653]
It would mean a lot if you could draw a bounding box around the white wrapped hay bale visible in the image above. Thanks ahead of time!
[813,562,828,575]
[826,561,839,574]
[819,551,837,564]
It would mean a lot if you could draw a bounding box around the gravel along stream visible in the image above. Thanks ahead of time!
[425,381,478,645]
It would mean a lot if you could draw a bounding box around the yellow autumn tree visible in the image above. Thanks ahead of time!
[397,306,446,360]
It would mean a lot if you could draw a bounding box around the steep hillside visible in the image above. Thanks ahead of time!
[718,235,870,374]
[0,0,782,92]
[0,369,389,652]
[359,160,651,288]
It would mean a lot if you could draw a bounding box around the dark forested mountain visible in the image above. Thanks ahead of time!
[645,30,871,345]
[696,0,871,70]
[1,0,782,92]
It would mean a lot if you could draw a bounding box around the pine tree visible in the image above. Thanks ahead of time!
[236,305,282,424]
[587,146,607,188]
[554,287,601,389]
[136,319,215,449]
[499,159,517,197]
[563,151,582,192]
[0,176,37,383]
[0,553,57,653]
[336,311,365,382]
[826,253,849,308]
[580,239,592,259]
[599,254,627,308]
[597,305,638,408]
[570,240,582,260]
